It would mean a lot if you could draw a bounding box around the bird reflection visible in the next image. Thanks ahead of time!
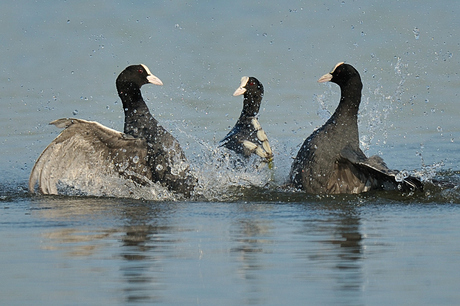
[300,202,363,293]
[230,215,274,305]
[34,197,177,304]
[119,224,171,304]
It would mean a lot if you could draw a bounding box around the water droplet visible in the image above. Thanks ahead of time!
[413,27,420,40]
[72,110,78,115]
[156,164,164,171]
[133,156,139,164]
[395,171,409,182]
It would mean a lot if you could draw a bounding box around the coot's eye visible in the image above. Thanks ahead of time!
[249,82,255,86]
[138,69,144,74]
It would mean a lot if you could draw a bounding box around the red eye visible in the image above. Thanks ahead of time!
[249,82,255,86]
[138,69,144,74]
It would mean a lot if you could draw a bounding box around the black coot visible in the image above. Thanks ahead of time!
[219,76,273,165]
[29,64,196,197]
[289,62,423,194]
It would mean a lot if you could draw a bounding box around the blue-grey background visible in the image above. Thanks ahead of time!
[1,1,460,305]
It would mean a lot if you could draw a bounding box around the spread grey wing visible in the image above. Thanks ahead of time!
[29,118,149,195]
[339,145,423,191]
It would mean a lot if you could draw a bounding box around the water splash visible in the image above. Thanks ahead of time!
[314,93,332,121]
[54,173,177,201]
[185,136,274,201]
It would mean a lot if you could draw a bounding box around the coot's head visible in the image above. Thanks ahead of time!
[116,64,163,88]
[233,76,264,97]
[318,62,361,88]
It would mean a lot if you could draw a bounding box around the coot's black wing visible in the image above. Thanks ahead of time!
[340,145,423,192]
[219,118,273,162]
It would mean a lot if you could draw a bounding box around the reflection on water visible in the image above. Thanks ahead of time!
[119,224,171,304]
[231,212,274,305]
[32,197,374,305]
[301,206,363,293]
[37,198,179,303]
[0,192,453,305]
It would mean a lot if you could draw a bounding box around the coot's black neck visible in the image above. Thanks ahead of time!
[324,76,363,148]
[332,76,363,122]
[117,81,157,139]
[240,92,262,118]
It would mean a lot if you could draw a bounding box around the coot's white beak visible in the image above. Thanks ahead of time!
[318,73,332,83]
[233,76,249,96]
[146,74,163,86]
[141,64,163,86]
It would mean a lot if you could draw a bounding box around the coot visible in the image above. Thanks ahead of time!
[29,64,196,197]
[289,62,422,194]
[219,76,273,165]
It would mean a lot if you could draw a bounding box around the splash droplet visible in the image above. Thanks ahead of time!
[413,27,420,40]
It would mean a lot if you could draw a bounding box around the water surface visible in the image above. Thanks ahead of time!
[2,1,460,305]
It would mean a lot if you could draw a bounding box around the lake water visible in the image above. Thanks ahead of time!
[2,0,460,305]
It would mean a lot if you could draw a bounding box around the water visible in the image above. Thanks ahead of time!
[2,0,460,304]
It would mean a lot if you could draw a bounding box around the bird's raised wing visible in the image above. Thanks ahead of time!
[29,118,150,195]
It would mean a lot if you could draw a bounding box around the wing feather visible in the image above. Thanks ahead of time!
[29,118,149,195]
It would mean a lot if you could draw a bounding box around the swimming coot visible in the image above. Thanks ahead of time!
[289,62,423,194]
[219,76,273,165]
[29,64,196,197]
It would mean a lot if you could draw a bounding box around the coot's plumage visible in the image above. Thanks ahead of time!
[289,62,422,194]
[29,64,196,197]
[219,76,273,164]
